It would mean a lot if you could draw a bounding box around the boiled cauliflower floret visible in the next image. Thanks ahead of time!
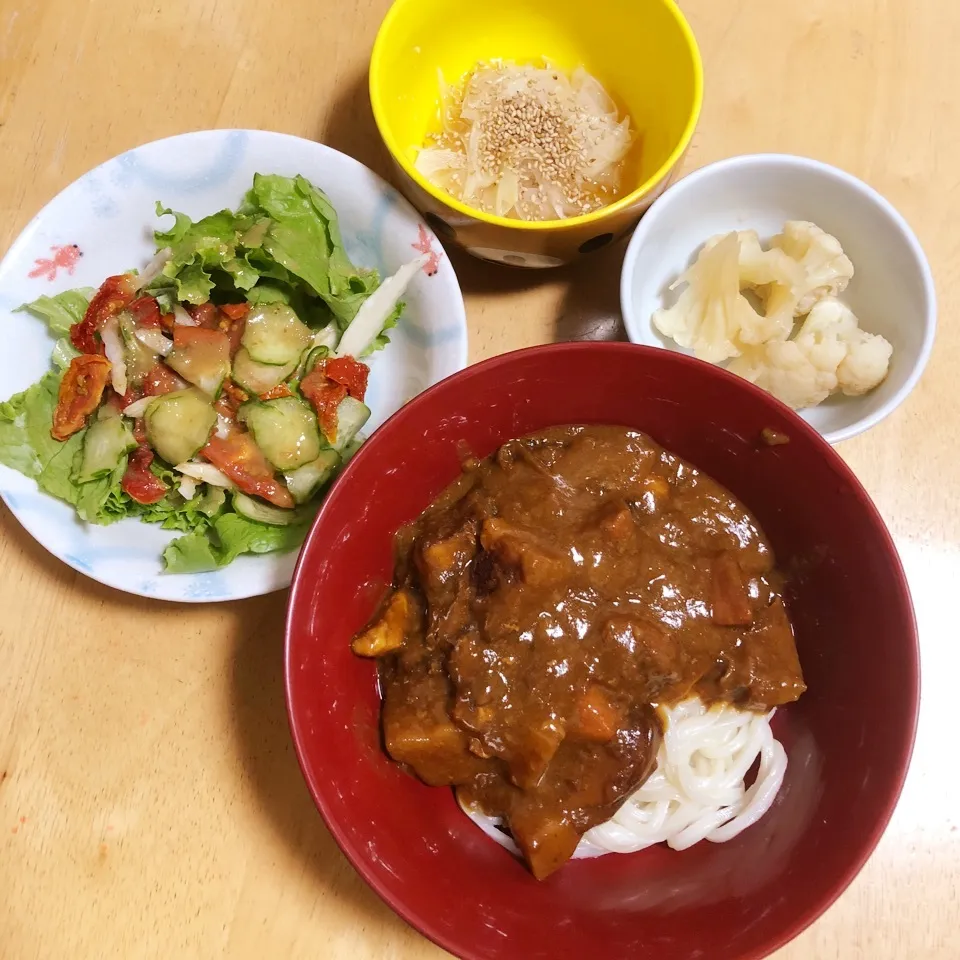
[728,339,839,409]
[797,299,893,396]
[704,229,802,289]
[763,220,855,322]
[728,298,892,408]
[653,233,783,362]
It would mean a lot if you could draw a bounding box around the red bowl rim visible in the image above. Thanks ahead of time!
[284,341,920,960]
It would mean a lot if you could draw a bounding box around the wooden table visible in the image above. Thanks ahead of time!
[1,0,957,956]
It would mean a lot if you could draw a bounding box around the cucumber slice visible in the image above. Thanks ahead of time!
[232,348,299,395]
[283,448,340,504]
[167,328,231,398]
[144,388,217,465]
[332,396,371,451]
[298,345,329,378]
[237,396,322,471]
[242,303,312,366]
[341,432,366,464]
[76,412,137,483]
[232,491,299,526]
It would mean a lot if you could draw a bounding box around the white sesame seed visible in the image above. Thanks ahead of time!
[420,61,633,220]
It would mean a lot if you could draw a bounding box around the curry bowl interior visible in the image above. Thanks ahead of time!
[285,343,918,960]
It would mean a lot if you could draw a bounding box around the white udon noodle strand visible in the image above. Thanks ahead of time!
[459,698,787,859]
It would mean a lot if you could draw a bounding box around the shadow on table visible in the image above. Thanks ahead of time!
[320,69,394,186]
[228,596,409,935]
[554,235,631,343]
[447,228,633,329]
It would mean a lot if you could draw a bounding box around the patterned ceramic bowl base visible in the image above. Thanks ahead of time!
[393,166,679,267]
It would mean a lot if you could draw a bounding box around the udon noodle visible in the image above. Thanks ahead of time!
[462,698,788,859]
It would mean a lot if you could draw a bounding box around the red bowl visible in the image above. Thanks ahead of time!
[285,343,919,960]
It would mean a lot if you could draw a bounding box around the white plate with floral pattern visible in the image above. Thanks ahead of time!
[0,129,467,602]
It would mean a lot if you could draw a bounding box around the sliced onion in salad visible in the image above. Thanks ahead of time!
[177,475,199,501]
[101,317,128,396]
[121,396,155,418]
[135,327,173,357]
[134,246,172,291]
[173,304,197,326]
[335,254,428,358]
[174,461,236,488]
[312,323,340,351]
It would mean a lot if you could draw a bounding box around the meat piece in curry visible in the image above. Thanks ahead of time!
[352,426,805,879]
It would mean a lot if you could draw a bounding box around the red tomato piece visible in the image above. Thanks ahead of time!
[223,317,246,358]
[188,302,220,329]
[324,356,370,401]
[228,324,245,358]
[120,385,142,407]
[214,381,249,420]
[143,363,186,397]
[202,431,294,508]
[128,296,161,328]
[300,367,347,442]
[51,355,113,440]
[71,274,136,354]
[216,307,247,358]
[258,384,293,401]
[173,326,230,351]
[219,302,250,321]
[133,419,148,445]
[121,444,167,505]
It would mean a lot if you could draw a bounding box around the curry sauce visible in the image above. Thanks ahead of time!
[353,426,805,879]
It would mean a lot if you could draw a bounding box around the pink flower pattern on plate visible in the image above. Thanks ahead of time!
[412,224,443,276]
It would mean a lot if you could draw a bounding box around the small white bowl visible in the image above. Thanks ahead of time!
[620,154,936,444]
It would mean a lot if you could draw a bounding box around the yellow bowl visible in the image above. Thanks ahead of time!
[369,0,703,267]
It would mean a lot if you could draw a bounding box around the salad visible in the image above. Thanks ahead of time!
[0,174,426,573]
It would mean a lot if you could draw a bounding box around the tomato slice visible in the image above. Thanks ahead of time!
[173,326,230,352]
[52,355,113,440]
[71,274,136,354]
[325,356,370,401]
[214,381,249,419]
[300,367,347,442]
[219,302,250,321]
[128,296,161,328]
[104,385,140,413]
[133,419,148,445]
[188,302,220,329]
[215,306,247,357]
[121,444,168,504]
[143,363,187,397]
[202,431,294,508]
[258,384,293,401]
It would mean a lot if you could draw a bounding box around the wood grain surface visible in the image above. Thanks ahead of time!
[1,0,957,956]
